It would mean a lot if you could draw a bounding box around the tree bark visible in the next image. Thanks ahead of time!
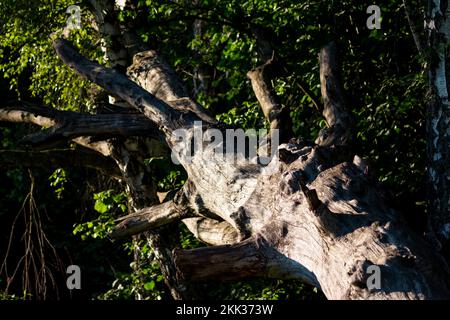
[426,0,450,251]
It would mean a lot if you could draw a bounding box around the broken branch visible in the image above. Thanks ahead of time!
[317,42,352,147]
[247,59,293,142]
[111,186,196,238]
[173,236,267,282]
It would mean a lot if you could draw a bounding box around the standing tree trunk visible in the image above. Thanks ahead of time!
[426,0,450,252]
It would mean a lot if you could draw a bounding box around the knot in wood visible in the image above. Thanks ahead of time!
[230,206,251,240]
[278,148,299,164]
[280,171,302,196]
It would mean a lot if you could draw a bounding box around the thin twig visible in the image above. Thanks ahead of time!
[403,0,424,55]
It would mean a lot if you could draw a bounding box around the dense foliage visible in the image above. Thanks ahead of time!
[0,0,425,299]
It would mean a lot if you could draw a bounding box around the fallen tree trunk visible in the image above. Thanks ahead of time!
[175,152,450,299]
[2,31,449,299]
[46,38,450,300]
